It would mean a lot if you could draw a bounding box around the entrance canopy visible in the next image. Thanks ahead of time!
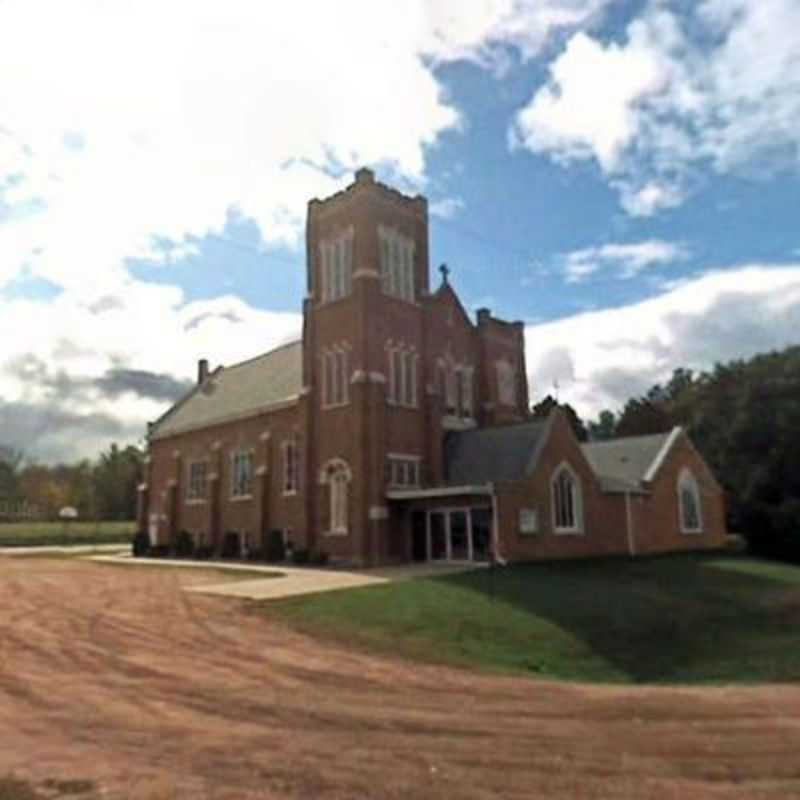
[386,485,494,563]
[385,484,491,501]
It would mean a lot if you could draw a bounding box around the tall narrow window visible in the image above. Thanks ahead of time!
[402,352,413,406]
[437,362,448,410]
[319,228,354,303]
[330,469,348,533]
[386,456,421,488]
[460,369,473,418]
[445,368,457,415]
[552,464,582,533]
[322,348,349,407]
[231,451,253,498]
[283,439,299,494]
[496,359,516,406]
[380,236,391,294]
[336,350,348,403]
[678,469,702,533]
[378,225,415,302]
[187,461,208,500]
[322,459,351,535]
[386,346,417,407]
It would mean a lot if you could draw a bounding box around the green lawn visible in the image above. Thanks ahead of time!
[0,520,135,547]
[264,554,800,685]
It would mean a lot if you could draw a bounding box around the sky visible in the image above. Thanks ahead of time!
[1,0,799,463]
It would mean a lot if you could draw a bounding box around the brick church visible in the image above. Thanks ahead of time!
[139,168,726,565]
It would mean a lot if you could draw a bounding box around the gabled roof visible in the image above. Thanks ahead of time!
[581,430,677,493]
[150,341,303,439]
[444,418,551,484]
[428,279,475,330]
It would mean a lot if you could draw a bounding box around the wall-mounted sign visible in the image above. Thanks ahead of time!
[519,508,539,535]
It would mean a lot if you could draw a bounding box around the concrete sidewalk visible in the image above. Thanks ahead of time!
[1,543,130,556]
[87,553,480,600]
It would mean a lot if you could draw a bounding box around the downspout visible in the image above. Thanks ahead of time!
[625,490,636,557]
[489,482,505,565]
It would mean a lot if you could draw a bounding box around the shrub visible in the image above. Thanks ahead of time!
[310,549,329,566]
[291,547,310,565]
[147,545,170,558]
[742,500,800,563]
[264,529,286,562]
[194,546,214,560]
[245,546,266,562]
[221,531,241,559]
[132,531,150,558]
[173,530,195,559]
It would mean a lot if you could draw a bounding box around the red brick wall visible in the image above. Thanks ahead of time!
[630,432,727,555]
[496,412,630,561]
[495,414,726,563]
[476,314,528,426]
[307,176,431,563]
[147,404,306,551]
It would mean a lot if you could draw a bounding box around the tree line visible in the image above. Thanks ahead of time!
[0,443,143,522]
[569,346,799,562]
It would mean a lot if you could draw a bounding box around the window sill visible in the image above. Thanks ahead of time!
[387,400,419,410]
[283,490,298,497]
[554,527,584,536]
[323,529,348,537]
[185,498,207,506]
[322,401,350,411]
[230,494,253,502]
[681,528,703,535]
[442,415,477,432]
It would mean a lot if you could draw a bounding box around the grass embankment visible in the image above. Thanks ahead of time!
[266,554,800,685]
[0,520,135,548]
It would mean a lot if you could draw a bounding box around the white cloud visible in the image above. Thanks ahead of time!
[0,0,460,294]
[512,0,800,214]
[615,180,687,218]
[424,0,611,65]
[512,28,669,171]
[0,0,615,297]
[562,239,689,282]
[429,196,465,219]
[0,0,615,461]
[525,264,800,418]
[0,282,303,461]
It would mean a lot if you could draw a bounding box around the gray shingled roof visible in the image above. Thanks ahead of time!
[151,341,302,439]
[581,432,671,492]
[444,419,550,484]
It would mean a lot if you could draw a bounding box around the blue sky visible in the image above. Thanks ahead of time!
[1,0,799,462]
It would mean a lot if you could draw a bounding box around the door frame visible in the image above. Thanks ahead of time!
[423,506,490,562]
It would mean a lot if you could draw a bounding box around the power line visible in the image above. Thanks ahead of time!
[431,215,539,264]
[191,215,539,278]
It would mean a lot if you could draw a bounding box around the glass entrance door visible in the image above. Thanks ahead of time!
[430,511,447,560]
[449,510,469,560]
[422,508,491,562]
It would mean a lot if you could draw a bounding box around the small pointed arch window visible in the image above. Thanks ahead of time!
[551,462,583,534]
[678,468,702,533]
[320,459,352,535]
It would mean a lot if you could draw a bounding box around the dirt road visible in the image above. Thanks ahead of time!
[1,558,799,799]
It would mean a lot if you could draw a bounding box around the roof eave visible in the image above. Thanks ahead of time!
[149,394,300,442]
[643,426,682,482]
[386,484,492,500]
